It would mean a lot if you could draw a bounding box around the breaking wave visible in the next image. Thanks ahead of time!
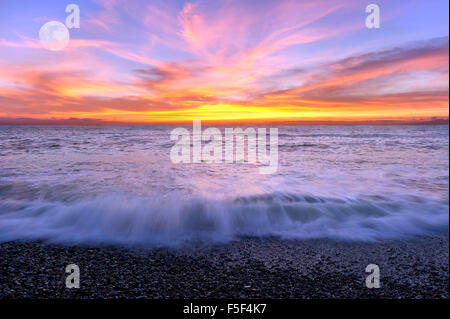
[0,192,448,247]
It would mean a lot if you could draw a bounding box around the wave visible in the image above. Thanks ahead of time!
[0,192,448,247]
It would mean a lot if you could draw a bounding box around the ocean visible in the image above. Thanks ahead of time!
[0,125,448,246]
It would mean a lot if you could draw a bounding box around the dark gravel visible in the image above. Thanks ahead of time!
[0,235,448,299]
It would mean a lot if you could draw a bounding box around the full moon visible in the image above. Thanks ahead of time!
[39,21,70,51]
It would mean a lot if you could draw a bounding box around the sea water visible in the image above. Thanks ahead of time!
[0,125,448,246]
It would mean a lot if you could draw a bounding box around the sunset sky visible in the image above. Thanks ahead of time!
[0,0,448,124]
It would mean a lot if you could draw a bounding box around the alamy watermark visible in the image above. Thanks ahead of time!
[365,264,380,288]
[365,4,380,29]
[65,263,80,288]
[169,120,278,174]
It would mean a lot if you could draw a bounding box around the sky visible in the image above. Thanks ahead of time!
[0,0,448,124]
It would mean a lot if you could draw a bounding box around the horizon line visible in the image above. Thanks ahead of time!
[0,118,448,126]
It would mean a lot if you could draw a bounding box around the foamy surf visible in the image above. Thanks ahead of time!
[0,192,447,247]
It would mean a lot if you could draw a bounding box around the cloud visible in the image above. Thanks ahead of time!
[258,37,449,107]
[86,0,123,32]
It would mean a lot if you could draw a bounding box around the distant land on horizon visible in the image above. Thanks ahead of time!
[0,117,448,126]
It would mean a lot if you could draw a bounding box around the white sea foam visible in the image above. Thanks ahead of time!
[0,192,448,246]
